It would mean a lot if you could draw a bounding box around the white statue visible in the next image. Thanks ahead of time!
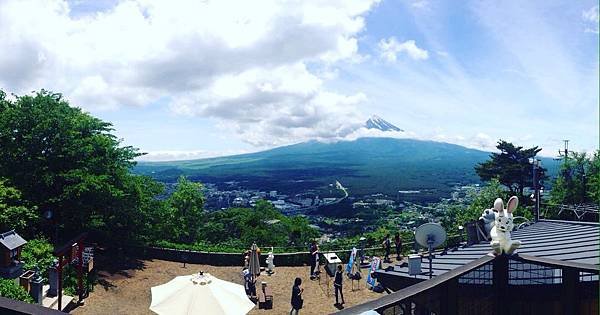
[479,208,496,237]
[490,196,521,255]
[266,247,275,274]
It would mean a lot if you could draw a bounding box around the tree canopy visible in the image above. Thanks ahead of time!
[0,90,160,242]
[0,178,38,234]
[0,89,320,250]
[196,200,319,248]
[165,176,205,243]
[550,151,600,205]
[475,140,546,201]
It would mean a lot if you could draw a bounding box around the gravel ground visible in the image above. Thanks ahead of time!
[71,258,383,315]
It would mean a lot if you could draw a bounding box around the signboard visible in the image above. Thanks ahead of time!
[346,248,357,274]
[82,247,94,268]
[366,257,381,288]
[87,258,94,272]
[71,243,79,264]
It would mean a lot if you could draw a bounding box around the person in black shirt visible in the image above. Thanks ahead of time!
[395,232,403,261]
[309,241,319,279]
[290,277,303,315]
[383,234,391,263]
[334,265,345,306]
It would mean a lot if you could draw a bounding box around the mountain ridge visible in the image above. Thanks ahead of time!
[135,137,562,202]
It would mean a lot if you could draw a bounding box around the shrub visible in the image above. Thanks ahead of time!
[21,238,55,282]
[0,279,33,303]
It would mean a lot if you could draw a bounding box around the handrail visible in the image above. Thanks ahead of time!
[0,296,65,315]
[149,234,463,255]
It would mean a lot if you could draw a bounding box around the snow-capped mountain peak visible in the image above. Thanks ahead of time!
[365,115,403,132]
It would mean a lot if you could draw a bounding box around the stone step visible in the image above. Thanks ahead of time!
[41,284,74,311]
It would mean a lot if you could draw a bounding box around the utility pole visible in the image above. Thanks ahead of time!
[557,140,569,162]
[529,158,542,221]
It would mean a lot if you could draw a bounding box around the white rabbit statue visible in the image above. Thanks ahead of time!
[490,196,521,255]
[479,208,496,237]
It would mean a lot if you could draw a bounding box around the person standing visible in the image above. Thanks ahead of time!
[334,265,345,306]
[290,277,304,315]
[242,268,256,297]
[383,234,391,263]
[395,232,403,261]
[309,241,319,279]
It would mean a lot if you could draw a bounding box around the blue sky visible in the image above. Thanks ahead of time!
[0,0,598,160]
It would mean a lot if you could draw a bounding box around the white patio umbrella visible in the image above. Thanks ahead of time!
[150,272,255,315]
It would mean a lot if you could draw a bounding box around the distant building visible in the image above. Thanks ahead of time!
[375,199,395,206]
[269,190,277,198]
[271,200,285,207]
[232,197,246,207]
[353,201,370,209]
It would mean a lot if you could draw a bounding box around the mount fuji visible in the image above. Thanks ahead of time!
[365,115,403,132]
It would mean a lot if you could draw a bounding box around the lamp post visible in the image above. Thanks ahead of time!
[529,158,542,221]
[43,209,59,246]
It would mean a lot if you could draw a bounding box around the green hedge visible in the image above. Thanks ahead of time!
[0,279,33,303]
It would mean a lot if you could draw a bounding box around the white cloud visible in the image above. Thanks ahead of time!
[378,37,429,62]
[138,149,253,162]
[583,5,599,34]
[0,0,379,144]
[410,0,429,10]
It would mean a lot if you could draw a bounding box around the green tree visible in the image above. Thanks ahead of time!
[445,179,508,228]
[166,176,205,243]
[588,151,600,204]
[0,90,163,243]
[21,238,55,281]
[193,200,319,249]
[0,178,38,234]
[550,152,591,205]
[475,140,546,201]
[443,179,532,231]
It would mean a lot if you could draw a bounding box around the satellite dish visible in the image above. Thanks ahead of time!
[415,223,447,248]
[415,223,447,279]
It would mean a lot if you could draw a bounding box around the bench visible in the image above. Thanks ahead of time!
[257,285,273,309]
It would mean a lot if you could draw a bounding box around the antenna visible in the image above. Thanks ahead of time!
[415,223,447,279]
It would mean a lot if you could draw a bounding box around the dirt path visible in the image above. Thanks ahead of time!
[72,258,383,315]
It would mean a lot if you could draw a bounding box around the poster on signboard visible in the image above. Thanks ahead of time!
[366,256,380,288]
[346,247,357,274]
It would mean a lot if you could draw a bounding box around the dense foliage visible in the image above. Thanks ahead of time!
[441,179,533,234]
[188,200,318,249]
[0,179,38,234]
[588,151,600,204]
[550,151,600,206]
[0,279,33,303]
[0,90,160,243]
[166,176,205,243]
[21,238,55,281]
[475,140,547,201]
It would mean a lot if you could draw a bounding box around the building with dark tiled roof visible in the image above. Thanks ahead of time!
[336,219,600,315]
[0,230,27,279]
